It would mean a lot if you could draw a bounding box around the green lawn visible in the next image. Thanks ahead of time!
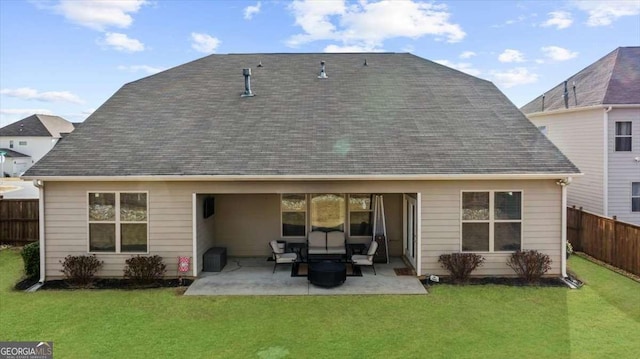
[1,249,638,359]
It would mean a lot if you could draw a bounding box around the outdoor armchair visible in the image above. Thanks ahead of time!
[269,240,297,273]
[351,240,378,275]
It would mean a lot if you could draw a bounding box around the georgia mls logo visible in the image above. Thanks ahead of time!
[0,341,53,359]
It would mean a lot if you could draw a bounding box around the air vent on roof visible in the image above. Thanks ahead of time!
[541,93,545,111]
[563,81,569,109]
[572,81,577,106]
[241,68,255,97]
[318,61,328,79]
[364,59,368,66]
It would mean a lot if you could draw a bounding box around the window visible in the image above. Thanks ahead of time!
[537,126,548,136]
[88,192,148,253]
[311,194,345,232]
[633,183,640,212]
[18,141,27,146]
[461,191,522,252]
[9,140,13,149]
[348,194,373,236]
[615,122,632,151]
[281,194,306,237]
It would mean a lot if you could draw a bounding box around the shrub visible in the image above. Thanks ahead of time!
[507,250,552,283]
[60,255,103,287]
[21,242,40,278]
[566,241,574,259]
[438,253,485,283]
[124,255,166,284]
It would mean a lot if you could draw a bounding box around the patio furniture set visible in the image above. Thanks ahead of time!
[269,231,378,288]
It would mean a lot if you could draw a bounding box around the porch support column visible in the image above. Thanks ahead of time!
[192,193,198,277]
[416,192,422,276]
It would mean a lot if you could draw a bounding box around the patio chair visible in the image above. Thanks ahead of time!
[269,240,297,273]
[351,240,378,275]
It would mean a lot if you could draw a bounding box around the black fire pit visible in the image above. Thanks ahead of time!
[308,261,347,288]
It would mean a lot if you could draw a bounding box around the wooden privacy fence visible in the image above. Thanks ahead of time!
[567,206,640,276]
[0,199,39,244]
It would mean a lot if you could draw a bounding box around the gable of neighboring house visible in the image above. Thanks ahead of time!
[522,47,640,225]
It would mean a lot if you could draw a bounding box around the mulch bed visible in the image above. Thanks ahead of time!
[15,278,193,291]
[421,276,568,287]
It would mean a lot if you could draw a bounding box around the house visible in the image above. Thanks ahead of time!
[522,47,640,225]
[23,53,580,281]
[0,114,76,177]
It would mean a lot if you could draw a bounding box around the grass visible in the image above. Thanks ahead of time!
[1,248,638,359]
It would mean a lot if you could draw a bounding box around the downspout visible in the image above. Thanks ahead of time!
[556,177,571,278]
[603,106,612,216]
[33,180,45,284]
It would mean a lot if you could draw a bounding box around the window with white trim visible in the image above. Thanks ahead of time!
[9,140,14,149]
[88,192,148,253]
[348,194,373,237]
[633,183,640,212]
[18,141,27,146]
[281,194,306,237]
[461,191,522,252]
[615,121,632,151]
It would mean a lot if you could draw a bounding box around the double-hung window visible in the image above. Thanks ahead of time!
[281,194,306,237]
[88,192,148,253]
[461,191,522,252]
[633,183,640,212]
[310,194,345,232]
[348,194,373,237]
[615,121,632,151]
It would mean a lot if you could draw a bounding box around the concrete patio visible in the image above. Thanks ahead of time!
[185,257,427,296]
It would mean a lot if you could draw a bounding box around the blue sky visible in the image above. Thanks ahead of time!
[1,0,639,127]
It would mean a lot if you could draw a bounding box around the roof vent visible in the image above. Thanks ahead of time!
[572,81,577,106]
[364,59,368,66]
[563,81,569,109]
[541,93,545,111]
[257,61,263,67]
[318,61,328,79]
[241,68,255,97]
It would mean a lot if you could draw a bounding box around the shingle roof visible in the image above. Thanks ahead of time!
[0,114,75,138]
[521,47,640,114]
[0,148,30,158]
[25,53,579,177]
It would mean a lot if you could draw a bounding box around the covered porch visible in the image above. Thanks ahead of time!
[185,256,426,296]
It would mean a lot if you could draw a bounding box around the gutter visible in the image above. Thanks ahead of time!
[525,104,638,118]
[603,106,612,216]
[33,180,46,287]
[556,177,571,278]
[22,173,583,182]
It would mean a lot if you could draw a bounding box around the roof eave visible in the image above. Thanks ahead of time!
[22,173,583,182]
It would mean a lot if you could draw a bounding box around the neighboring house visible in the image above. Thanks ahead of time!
[0,148,31,178]
[23,53,579,281]
[522,47,640,225]
[0,114,76,177]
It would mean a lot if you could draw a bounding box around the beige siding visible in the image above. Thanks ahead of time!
[420,180,563,277]
[529,109,604,215]
[43,180,562,278]
[607,108,640,225]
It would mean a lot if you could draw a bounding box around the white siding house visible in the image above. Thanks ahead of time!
[0,114,76,177]
[523,47,640,225]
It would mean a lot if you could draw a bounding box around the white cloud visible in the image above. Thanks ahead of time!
[55,0,148,31]
[191,32,221,54]
[498,49,526,63]
[117,65,165,74]
[541,11,573,29]
[0,87,83,104]
[244,2,261,20]
[459,51,476,59]
[490,68,538,88]
[541,46,578,61]
[573,0,640,26]
[81,108,96,116]
[0,108,53,116]
[287,0,465,50]
[324,44,383,53]
[101,32,145,52]
[434,60,481,77]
